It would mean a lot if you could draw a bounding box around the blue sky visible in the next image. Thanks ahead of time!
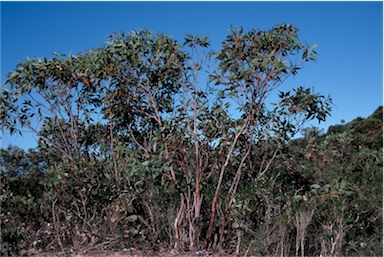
[1,1,383,150]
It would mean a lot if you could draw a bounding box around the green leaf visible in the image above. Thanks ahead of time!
[293,195,302,201]
[310,184,321,190]
[309,43,318,52]
[232,222,240,229]
[339,180,346,189]
[127,215,138,222]
[126,204,134,213]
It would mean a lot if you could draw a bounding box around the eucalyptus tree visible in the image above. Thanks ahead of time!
[204,24,331,250]
[1,24,332,253]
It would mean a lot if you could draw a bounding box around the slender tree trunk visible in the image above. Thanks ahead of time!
[205,117,250,248]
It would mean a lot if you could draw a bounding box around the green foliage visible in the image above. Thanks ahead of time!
[2,24,379,256]
[1,146,48,256]
[278,107,383,256]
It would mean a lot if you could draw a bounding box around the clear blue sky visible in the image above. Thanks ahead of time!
[1,1,383,150]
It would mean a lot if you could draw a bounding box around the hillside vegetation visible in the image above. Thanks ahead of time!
[0,24,382,256]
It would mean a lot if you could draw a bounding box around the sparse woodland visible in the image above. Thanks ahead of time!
[0,24,382,256]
